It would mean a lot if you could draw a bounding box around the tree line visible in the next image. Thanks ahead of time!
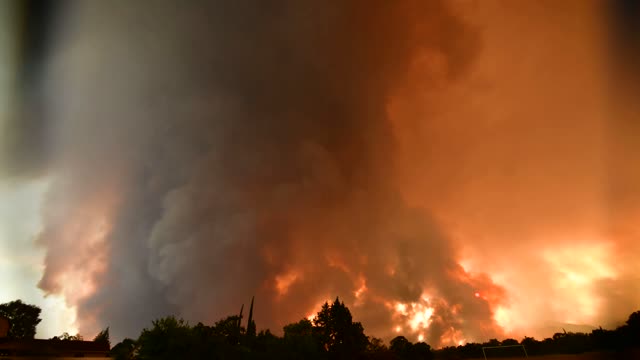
[111,297,436,360]
[435,311,640,359]
[1,298,639,359]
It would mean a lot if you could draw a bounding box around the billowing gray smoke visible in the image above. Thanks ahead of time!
[7,0,640,346]
[23,0,501,344]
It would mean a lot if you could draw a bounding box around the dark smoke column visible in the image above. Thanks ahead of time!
[36,0,502,345]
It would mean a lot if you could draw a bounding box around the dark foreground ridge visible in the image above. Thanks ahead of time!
[107,298,640,360]
[1,298,639,359]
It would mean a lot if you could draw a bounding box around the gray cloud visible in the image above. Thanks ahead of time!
[23,0,640,348]
[33,0,498,345]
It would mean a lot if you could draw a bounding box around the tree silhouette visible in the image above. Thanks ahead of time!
[110,338,138,360]
[213,315,244,345]
[312,297,369,359]
[390,336,434,360]
[0,300,42,339]
[284,319,314,338]
[627,311,640,331]
[246,296,256,339]
[283,319,321,359]
[102,300,639,359]
[136,316,192,360]
[390,336,413,357]
[412,341,434,360]
[93,327,110,347]
[53,332,83,341]
[390,336,411,350]
[368,337,387,352]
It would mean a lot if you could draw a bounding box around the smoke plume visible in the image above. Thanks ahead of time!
[4,0,638,346]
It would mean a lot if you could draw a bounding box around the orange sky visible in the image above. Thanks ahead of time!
[388,0,639,340]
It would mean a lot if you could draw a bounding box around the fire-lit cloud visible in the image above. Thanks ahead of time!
[1,0,638,348]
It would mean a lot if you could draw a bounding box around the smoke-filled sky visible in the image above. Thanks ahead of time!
[1,0,639,347]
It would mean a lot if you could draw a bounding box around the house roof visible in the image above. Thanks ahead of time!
[0,338,109,356]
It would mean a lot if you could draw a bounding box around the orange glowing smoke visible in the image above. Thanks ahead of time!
[37,184,119,334]
[275,270,300,296]
[285,0,637,346]
[382,0,638,342]
[30,0,640,346]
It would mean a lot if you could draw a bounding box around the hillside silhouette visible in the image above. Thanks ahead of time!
[2,298,639,359]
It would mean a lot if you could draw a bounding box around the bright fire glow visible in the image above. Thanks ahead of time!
[542,242,616,323]
[408,305,434,331]
[306,298,333,322]
[391,296,435,337]
[493,306,512,333]
[440,326,466,347]
[476,238,619,338]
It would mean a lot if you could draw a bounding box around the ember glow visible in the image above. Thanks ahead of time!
[1,0,639,347]
[394,300,435,332]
